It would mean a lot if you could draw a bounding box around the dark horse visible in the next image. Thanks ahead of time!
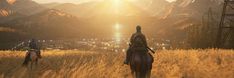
[23,49,39,70]
[130,49,154,78]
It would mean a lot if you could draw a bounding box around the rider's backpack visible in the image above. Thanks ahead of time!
[133,34,144,47]
[132,34,148,52]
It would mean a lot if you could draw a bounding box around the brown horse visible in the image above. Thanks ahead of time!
[26,49,39,70]
[130,49,154,78]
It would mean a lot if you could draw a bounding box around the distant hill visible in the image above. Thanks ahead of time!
[0,0,46,23]
[42,2,61,8]
[155,0,223,39]
[43,0,169,18]
[8,0,46,15]
[163,0,222,20]
[2,9,84,39]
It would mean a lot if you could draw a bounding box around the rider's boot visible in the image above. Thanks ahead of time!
[124,58,129,65]
[124,48,131,65]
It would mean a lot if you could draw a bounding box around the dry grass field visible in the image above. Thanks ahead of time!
[0,49,233,78]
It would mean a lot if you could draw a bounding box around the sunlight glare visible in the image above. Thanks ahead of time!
[114,23,121,42]
[113,0,121,7]
[115,32,121,42]
[112,0,122,14]
[115,32,121,38]
[166,0,176,2]
[115,23,120,31]
[7,0,16,5]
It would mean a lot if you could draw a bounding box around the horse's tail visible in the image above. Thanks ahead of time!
[140,55,147,78]
[130,51,152,78]
[141,53,153,77]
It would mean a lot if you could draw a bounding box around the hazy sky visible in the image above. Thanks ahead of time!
[32,0,177,4]
[32,0,98,3]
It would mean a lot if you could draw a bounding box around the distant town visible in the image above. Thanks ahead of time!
[12,38,179,52]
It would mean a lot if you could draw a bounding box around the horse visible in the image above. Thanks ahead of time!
[25,49,39,70]
[130,48,154,78]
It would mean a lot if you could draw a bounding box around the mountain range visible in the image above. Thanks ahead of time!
[0,0,224,49]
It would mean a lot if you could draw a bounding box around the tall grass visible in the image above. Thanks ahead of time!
[0,49,233,78]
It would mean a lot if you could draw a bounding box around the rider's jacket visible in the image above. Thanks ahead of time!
[130,32,148,52]
[29,41,38,50]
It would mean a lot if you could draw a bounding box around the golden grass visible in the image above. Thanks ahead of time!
[0,49,233,78]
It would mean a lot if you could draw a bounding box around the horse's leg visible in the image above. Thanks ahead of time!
[130,64,135,78]
[131,71,135,78]
[140,55,147,78]
[140,70,147,78]
[135,66,141,78]
[145,63,152,78]
[35,58,38,67]
[30,61,33,70]
[135,72,141,78]
[146,70,151,78]
[145,53,153,78]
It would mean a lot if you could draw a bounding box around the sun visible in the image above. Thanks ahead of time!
[115,23,120,30]
[165,0,176,2]
[112,0,121,6]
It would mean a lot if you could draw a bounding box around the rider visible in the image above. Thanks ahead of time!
[22,39,41,66]
[124,25,149,65]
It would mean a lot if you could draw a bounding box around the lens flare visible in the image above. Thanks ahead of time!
[114,23,121,42]
[115,32,121,42]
